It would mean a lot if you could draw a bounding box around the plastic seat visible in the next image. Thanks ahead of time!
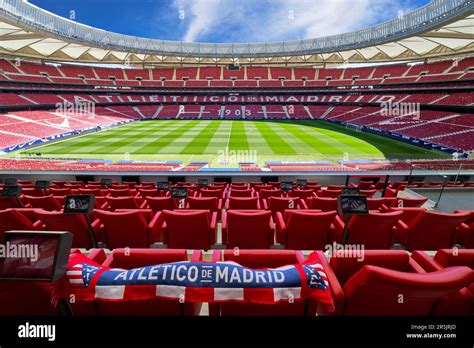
[20,187,45,197]
[33,210,101,248]
[288,189,315,202]
[96,248,201,316]
[308,197,338,212]
[229,189,254,197]
[319,250,473,316]
[104,196,139,210]
[200,188,225,199]
[23,194,62,211]
[264,196,307,219]
[0,209,43,240]
[225,197,261,210]
[276,210,342,249]
[345,211,403,249]
[395,211,471,251]
[210,250,314,316]
[95,210,158,248]
[108,188,132,197]
[142,196,178,213]
[186,197,222,218]
[222,210,274,249]
[48,187,72,196]
[154,210,217,250]
[320,189,341,198]
[381,207,426,224]
[258,189,283,202]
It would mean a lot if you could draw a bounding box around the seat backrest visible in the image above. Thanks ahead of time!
[358,181,374,190]
[347,211,403,249]
[105,196,139,210]
[227,197,260,209]
[145,196,177,212]
[200,189,223,199]
[0,281,60,315]
[343,265,473,315]
[24,194,62,211]
[406,211,470,251]
[0,209,35,240]
[48,187,71,196]
[229,189,253,197]
[33,210,93,248]
[226,210,272,249]
[268,197,301,215]
[21,188,45,197]
[259,189,283,200]
[387,207,425,224]
[95,210,149,249]
[289,189,314,200]
[162,210,211,250]
[284,210,337,249]
[187,197,218,211]
[138,189,161,198]
[103,248,188,268]
[367,198,385,210]
[330,250,411,286]
[320,189,341,198]
[308,197,338,212]
[78,188,103,196]
[108,188,132,197]
[434,249,474,268]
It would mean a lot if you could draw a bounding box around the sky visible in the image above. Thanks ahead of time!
[28,0,431,43]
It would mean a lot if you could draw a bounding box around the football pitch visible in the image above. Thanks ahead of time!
[20,120,450,166]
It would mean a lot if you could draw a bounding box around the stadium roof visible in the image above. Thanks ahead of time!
[0,0,473,66]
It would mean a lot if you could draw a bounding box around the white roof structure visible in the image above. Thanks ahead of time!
[0,0,473,66]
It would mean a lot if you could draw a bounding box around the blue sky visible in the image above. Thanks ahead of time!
[28,0,430,43]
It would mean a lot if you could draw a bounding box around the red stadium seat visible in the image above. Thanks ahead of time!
[229,188,254,197]
[394,211,471,251]
[412,249,474,315]
[288,189,315,202]
[209,249,315,316]
[48,187,72,196]
[225,196,261,210]
[104,196,139,210]
[108,188,132,197]
[96,248,202,316]
[345,211,403,249]
[154,210,217,250]
[319,250,473,316]
[381,206,426,224]
[276,210,342,249]
[308,197,338,212]
[264,196,307,218]
[320,189,342,198]
[258,189,283,201]
[200,188,225,199]
[33,210,101,248]
[186,196,222,218]
[23,194,62,211]
[94,210,157,248]
[222,210,274,249]
[0,209,43,240]
[142,196,178,213]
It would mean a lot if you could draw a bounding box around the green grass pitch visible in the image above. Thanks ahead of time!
[20,120,450,166]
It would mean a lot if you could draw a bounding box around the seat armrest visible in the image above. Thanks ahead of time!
[411,251,443,272]
[32,220,45,230]
[210,212,218,245]
[148,212,165,243]
[262,199,269,210]
[191,250,203,262]
[314,251,344,316]
[224,199,230,210]
[392,219,410,246]
[295,250,305,264]
[379,204,389,212]
[88,249,107,264]
[100,201,109,210]
[211,250,222,263]
[299,199,308,209]
[275,212,287,245]
[139,200,148,209]
[217,199,223,210]
[456,223,472,247]
[330,215,345,244]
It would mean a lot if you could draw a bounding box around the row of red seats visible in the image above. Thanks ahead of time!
[0,248,472,316]
[1,205,472,251]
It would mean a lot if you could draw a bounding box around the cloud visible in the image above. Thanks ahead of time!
[172,0,422,43]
